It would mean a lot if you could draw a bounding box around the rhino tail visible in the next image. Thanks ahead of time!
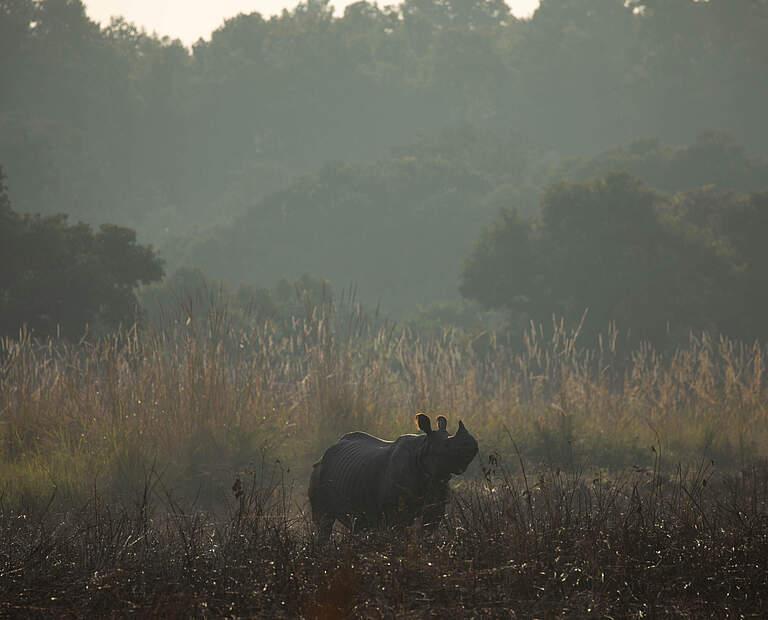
[308,459,324,502]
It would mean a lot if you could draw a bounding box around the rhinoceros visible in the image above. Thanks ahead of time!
[308,413,478,541]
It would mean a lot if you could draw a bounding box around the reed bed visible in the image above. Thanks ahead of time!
[1,296,767,615]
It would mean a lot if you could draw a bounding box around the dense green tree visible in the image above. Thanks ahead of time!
[459,172,768,345]
[0,168,164,339]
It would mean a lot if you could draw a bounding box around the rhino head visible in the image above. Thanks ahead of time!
[415,413,478,478]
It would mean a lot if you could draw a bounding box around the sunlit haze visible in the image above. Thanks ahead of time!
[85,0,541,45]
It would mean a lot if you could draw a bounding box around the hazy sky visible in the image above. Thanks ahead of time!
[84,1,541,45]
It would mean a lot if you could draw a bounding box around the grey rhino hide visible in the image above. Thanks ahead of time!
[308,414,478,541]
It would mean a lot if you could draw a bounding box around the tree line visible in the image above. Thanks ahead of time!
[3,0,767,232]
[2,0,768,345]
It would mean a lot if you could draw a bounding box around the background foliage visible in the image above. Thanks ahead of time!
[461,172,768,345]
[2,0,768,330]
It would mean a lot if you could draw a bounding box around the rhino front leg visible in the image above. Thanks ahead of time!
[422,499,447,534]
[380,493,420,530]
[422,482,450,534]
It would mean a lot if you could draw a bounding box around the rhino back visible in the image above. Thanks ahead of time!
[314,434,396,520]
[318,433,428,518]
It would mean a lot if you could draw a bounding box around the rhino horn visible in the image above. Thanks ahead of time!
[415,413,432,434]
[437,416,447,432]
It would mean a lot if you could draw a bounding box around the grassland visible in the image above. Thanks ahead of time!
[1,298,767,616]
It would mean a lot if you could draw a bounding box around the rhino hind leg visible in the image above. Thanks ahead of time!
[312,509,334,543]
[309,462,335,543]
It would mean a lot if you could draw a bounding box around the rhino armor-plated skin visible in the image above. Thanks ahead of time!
[309,414,478,541]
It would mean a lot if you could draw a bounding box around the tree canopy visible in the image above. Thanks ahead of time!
[460,171,768,345]
[0,167,164,339]
[2,0,767,240]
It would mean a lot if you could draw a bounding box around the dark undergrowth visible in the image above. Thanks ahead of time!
[2,456,767,618]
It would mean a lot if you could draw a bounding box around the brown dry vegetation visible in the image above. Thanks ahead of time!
[1,298,767,616]
[1,458,767,617]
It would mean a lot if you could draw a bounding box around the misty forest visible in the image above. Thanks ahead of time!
[2,0,768,616]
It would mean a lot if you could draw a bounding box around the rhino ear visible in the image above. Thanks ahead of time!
[457,420,467,434]
[415,413,432,434]
[437,416,447,432]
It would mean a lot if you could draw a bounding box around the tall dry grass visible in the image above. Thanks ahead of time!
[1,295,767,507]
